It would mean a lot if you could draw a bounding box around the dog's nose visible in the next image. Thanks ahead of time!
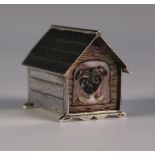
[87,84,95,94]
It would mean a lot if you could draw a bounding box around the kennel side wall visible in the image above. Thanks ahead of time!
[28,67,66,115]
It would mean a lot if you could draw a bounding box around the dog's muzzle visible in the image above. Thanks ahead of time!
[83,83,98,94]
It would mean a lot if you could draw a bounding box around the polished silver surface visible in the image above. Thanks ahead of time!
[30,91,63,114]
[29,67,64,84]
[30,78,64,99]
[28,68,65,115]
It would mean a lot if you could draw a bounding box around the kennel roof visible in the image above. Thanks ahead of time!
[23,25,129,75]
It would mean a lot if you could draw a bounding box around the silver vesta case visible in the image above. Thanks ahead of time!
[22,25,129,121]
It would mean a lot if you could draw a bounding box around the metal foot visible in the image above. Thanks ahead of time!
[59,115,71,122]
[117,111,126,117]
[23,103,35,109]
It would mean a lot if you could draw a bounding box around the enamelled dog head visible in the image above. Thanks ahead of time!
[75,66,107,94]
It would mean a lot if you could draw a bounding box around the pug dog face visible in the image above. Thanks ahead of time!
[75,66,107,94]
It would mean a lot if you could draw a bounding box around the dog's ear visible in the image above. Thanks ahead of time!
[97,66,107,76]
[75,70,82,80]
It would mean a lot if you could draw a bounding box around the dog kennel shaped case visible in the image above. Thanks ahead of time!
[22,25,129,121]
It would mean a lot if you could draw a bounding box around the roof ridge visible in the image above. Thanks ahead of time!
[51,25,101,36]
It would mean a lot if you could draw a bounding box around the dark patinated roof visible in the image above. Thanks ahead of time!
[23,25,98,74]
[23,25,129,74]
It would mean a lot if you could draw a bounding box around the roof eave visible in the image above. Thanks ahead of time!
[99,37,130,74]
[122,67,131,74]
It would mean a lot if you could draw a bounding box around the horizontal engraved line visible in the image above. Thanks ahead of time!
[30,76,64,87]
[71,102,115,107]
[38,46,80,55]
[31,89,63,100]
[30,67,64,77]
[30,53,70,67]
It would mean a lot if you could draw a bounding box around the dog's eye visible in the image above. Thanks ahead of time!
[94,77,100,83]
